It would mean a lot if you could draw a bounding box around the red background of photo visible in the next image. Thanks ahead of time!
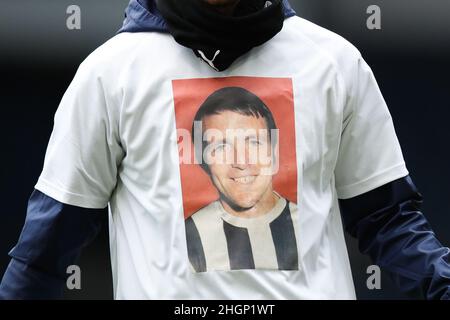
[172,76,297,219]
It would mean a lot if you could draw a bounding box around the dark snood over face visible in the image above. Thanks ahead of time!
[202,0,241,15]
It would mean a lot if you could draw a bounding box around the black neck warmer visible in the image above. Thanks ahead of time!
[155,0,285,71]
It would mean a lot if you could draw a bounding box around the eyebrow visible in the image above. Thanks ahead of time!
[204,134,261,146]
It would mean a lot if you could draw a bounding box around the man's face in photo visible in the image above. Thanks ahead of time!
[202,110,276,211]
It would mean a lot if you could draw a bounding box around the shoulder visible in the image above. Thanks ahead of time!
[282,16,363,87]
[75,32,175,80]
[189,201,222,225]
[288,200,298,212]
[284,16,362,62]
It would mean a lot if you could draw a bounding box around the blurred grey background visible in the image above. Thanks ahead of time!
[2,0,450,64]
[1,0,449,300]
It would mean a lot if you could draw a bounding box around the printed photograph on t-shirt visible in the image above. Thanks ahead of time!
[172,76,299,273]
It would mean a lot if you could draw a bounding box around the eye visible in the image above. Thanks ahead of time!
[249,138,261,146]
[213,143,226,151]
[211,143,232,156]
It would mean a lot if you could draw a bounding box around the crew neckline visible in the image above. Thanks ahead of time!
[217,192,287,228]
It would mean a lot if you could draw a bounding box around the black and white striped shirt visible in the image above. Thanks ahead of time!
[185,195,299,272]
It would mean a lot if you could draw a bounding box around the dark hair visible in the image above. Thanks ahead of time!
[192,87,277,135]
[192,87,278,170]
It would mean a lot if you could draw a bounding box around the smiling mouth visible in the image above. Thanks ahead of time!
[231,175,257,184]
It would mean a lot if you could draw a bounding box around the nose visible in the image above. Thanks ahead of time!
[231,145,250,170]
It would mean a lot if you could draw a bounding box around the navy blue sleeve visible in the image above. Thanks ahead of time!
[339,175,450,300]
[0,190,104,299]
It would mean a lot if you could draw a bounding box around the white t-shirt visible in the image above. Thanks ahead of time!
[35,16,408,299]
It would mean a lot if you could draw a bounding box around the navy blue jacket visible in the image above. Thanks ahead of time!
[1,0,449,300]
